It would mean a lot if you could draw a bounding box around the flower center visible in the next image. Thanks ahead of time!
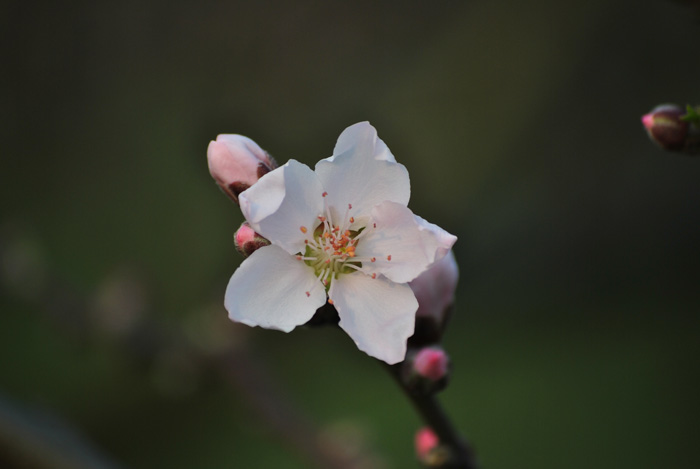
[296,196,381,289]
[298,218,363,288]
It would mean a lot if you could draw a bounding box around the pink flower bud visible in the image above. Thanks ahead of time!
[415,427,439,461]
[207,134,277,203]
[413,346,449,381]
[234,222,271,258]
[641,104,700,155]
[409,250,458,325]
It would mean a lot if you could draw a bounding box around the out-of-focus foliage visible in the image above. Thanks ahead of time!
[2,1,699,468]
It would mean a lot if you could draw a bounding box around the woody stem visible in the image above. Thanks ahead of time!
[382,363,478,469]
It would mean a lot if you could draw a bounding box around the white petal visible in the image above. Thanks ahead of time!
[240,160,324,255]
[225,245,326,332]
[315,123,410,218]
[330,273,417,364]
[330,122,396,162]
[355,201,457,284]
[413,215,458,267]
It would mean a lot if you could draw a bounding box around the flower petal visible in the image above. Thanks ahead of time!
[409,249,459,322]
[225,245,326,332]
[240,160,324,255]
[330,121,396,162]
[315,123,410,219]
[355,201,457,284]
[330,272,417,364]
[413,215,458,267]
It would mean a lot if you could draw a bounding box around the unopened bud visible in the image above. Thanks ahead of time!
[207,134,277,203]
[415,427,439,460]
[409,250,458,345]
[641,104,700,155]
[415,427,449,467]
[402,346,450,395]
[413,347,449,381]
[234,222,270,257]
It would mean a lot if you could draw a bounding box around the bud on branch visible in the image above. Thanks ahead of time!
[641,104,700,155]
[207,134,277,203]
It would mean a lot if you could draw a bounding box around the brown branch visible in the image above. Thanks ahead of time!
[383,363,478,469]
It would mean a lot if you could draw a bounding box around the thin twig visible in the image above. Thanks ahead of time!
[383,363,478,469]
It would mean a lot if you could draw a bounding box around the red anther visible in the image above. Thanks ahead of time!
[371,257,376,262]
[387,255,392,261]
[318,216,326,222]
[371,273,377,279]
[305,291,310,297]
[348,204,352,209]
[328,298,334,305]
[300,226,307,233]
[373,223,377,228]
[296,255,302,260]
[349,217,354,223]
[322,191,328,197]
[325,259,330,264]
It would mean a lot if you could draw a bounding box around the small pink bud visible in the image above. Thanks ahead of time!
[413,347,449,381]
[415,427,439,461]
[641,104,700,155]
[401,346,450,395]
[234,222,271,258]
[207,134,277,203]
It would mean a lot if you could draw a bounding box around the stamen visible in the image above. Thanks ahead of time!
[371,257,376,262]
[349,217,354,223]
[305,291,310,297]
[328,298,334,305]
[322,191,328,197]
[297,255,317,261]
[387,255,392,261]
[300,226,307,234]
[371,273,377,279]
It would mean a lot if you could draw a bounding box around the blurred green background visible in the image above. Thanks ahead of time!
[2,1,700,468]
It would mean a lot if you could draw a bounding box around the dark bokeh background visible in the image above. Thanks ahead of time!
[2,1,700,468]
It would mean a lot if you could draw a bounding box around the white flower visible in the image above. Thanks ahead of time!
[224,122,456,364]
